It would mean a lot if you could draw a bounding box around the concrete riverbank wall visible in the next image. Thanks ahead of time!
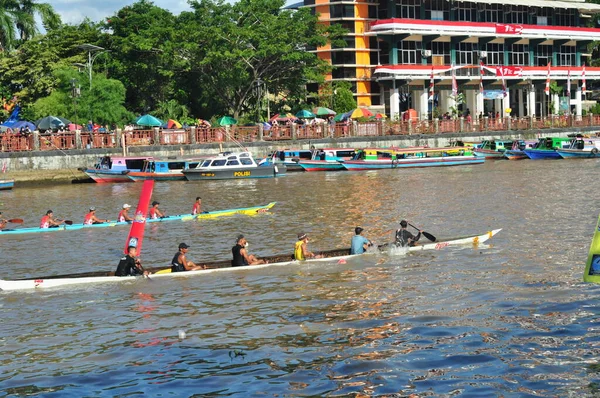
[1,126,598,185]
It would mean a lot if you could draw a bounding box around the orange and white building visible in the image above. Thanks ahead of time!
[294,0,600,119]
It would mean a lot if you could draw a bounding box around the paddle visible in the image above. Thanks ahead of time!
[407,222,436,242]
[8,218,23,223]
[62,220,73,225]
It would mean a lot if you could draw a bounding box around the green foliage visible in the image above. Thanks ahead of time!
[449,92,465,119]
[332,81,356,114]
[0,0,61,50]
[32,67,133,126]
[154,99,191,123]
[588,103,600,115]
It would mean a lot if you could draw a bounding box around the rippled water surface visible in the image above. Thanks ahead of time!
[2,160,600,397]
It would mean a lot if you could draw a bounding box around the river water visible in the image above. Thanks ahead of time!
[1,159,600,397]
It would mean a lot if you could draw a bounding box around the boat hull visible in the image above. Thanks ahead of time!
[297,160,345,172]
[584,215,600,283]
[0,179,14,190]
[0,202,276,236]
[503,150,527,160]
[83,169,132,183]
[342,156,484,170]
[523,149,561,160]
[127,172,186,181]
[0,229,501,290]
[472,149,506,158]
[556,148,600,159]
[183,165,285,180]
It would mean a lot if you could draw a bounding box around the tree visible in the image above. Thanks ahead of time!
[175,0,346,119]
[0,0,60,50]
[332,81,356,114]
[32,67,133,126]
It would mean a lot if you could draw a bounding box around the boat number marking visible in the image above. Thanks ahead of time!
[34,279,44,287]
[200,173,215,177]
[435,242,449,250]
[233,171,251,177]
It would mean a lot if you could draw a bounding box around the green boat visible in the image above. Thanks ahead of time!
[584,214,600,283]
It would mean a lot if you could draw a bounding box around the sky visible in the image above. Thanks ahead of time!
[45,0,297,25]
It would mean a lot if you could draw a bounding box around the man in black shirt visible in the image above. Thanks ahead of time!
[231,235,266,266]
[395,220,422,247]
[115,246,148,276]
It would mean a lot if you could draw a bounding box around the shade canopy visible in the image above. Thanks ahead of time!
[349,108,374,119]
[135,114,163,127]
[217,116,238,126]
[36,116,65,130]
[312,107,336,116]
[295,109,316,119]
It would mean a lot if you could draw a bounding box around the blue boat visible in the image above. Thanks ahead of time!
[556,136,600,159]
[0,179,14,190]
[258,149,313,172]
[127,158,204,181]
[81,155,153,183]
[524,137,572,159]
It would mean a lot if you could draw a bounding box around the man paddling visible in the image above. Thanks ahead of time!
[171,242,204,272]
[115,246,148,277]
[149,201,164,219]
[351,227,373,254]
[83,207,110,225]
[294,232,322,260]
[0,212,7,230]
[118,203,133,222]
[231,234,267,266]
[40,210,64,228]
[395,220,422,247]
[192,197,202,215]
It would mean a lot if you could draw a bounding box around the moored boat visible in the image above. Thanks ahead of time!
[0,228,501,290]
[183,152,285,180]
[258,149,313,172]
[0,178,14,190]
[472,140,515,159]
[297,148,357,171]
[584,214,600,283]
[503,140,536,160]
[127,158,204,181]
[523,136,572,159]
[82,155,153,183]
[0,202,276,236]
[556,135,600,159]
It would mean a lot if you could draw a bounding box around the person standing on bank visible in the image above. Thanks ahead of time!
[192,197,202,215]
[115,246,148,276]
[351,227,373,254]
[395,220,422,247]
[171,242,204,272]
[231,234,267,266]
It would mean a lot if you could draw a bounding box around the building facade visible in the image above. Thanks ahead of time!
[297,0,600,120]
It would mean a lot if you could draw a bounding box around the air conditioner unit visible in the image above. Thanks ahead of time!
[479,51,488,58]
[422,49,432,57]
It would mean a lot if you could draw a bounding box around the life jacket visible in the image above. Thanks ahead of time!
[294,240,305,261]
[84,212,94,225]
[171,252,186,272]
[149,207,158,219]
[192,203,200,215]
[118,210,127,222]
[40,215,50,228]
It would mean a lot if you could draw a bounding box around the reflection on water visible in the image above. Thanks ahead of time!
[2,160,600,395]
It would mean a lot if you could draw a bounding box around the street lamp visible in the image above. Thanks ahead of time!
[77,44,108,91]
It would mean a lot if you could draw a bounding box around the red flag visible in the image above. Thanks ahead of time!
[451,64,458,97]
[428,66,434,101]
[1,160,6,173]
[567,69,571,97]
[479,61,484,93]
[582,63,587,95]
[544,61,551,96]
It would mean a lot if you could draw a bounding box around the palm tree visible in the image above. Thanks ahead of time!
[0,0,60,51]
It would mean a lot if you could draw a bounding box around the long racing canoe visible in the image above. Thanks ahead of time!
[0,229,501,291]
[584,214,600,283]
[0,202,276,236]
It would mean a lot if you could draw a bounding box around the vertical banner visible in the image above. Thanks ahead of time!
[582,63,587,95]
[428,66,435,101]
[567,69,571,97]
[124,180,155,255]
[544,61,551,96]
[451,64,458,97]
[479,61,484,93]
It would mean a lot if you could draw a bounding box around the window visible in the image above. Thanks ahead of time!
[425,0,448,21]
[558,45,576,66]
[399,40,421,64]
[505,5,527,24]
[398,0,420,19]
[511,44,529,66]
[332,67,356,79]
[457,42,478,65]
[537,16,548,26]
[339,21,355,33]
[457,2,476,22]
[167,162,185,170]
[201,160,211,167]
[330,5,354,19]
[226,160,240,166]
[125,159,145,170]
[240,158,253,165]
[534,45,552,67]
[368,5,377,19]
[484,4,502,23]
[332,51,356,65]
[485,43,504,66]
[431,42,450,65]
[211,159,227,167]
[555,8,575,26]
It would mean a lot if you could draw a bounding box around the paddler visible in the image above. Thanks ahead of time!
[40,210,64,228]
[351,227,373,254]
[149,201,165,219]
[118,203,133,222]
[83,207,110,225]
[0,211,7,230]
[171,242,205,272]
[192,196,202,215]
[115,246,149,277]
[395,220,422,247]
[294,232,322,260]
[231,234,267,266]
